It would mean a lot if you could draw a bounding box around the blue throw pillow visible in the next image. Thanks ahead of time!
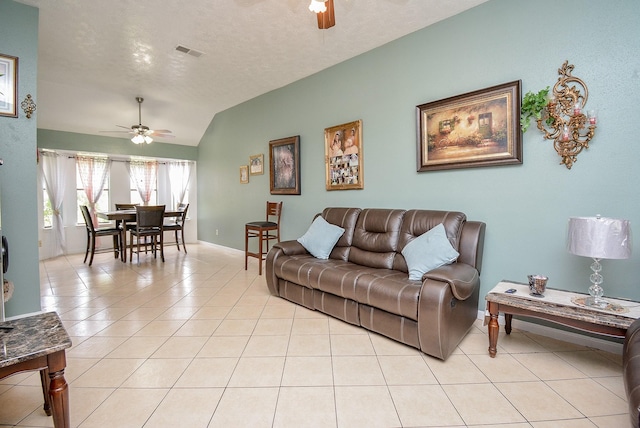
[297,216,345,259]
[401,223,459,281]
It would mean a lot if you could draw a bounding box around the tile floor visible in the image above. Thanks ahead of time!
[0,243,631,427]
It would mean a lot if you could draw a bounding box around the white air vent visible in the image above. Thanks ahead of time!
[175,45,204,58]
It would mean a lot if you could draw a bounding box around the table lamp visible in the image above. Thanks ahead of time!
[567,216,632,308]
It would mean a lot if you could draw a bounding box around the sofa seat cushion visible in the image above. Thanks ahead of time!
[271,253,354,289]
[354,271,421,321]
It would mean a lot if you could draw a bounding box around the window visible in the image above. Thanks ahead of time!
[130,175,157,205]
[76,162,110,224]
[43,188,53,228]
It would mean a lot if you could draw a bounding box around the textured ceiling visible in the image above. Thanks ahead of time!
[15,0,487,147]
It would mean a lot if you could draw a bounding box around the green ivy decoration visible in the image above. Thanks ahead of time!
[520,87,553,133]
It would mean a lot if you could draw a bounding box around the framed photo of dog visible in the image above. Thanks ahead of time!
[324,119,363,190]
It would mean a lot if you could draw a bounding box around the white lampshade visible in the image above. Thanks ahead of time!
[567,216,632,260]
[131,134,145,144]
[309,0,327,13]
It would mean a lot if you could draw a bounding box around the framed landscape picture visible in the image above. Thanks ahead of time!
[240,165,249,184]
[0,53,18,118]
[269,135,300,195]
[416,80,522,172]
[324,119,363,190]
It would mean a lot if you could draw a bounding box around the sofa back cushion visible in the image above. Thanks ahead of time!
[349,209,406,269]
[393,210,466,272]
[321,207,361,261]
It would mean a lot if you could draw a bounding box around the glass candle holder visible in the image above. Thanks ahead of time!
[573,102,582,116]
[588,109,597,125]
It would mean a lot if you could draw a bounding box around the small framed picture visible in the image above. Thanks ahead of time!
[0,53,18,118]
[240,165,249,184]
[269,135,300,195]
[249,154,264,175]
[325,119,363,190]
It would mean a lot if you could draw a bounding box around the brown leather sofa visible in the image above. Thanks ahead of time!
[265,207,486,360]
[624,318,640,427]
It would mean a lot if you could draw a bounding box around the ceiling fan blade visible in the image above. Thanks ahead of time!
[150,129,172,134]
[151,133,175,138]
[317,0,335,29]
[99,130,133,134]
[116,125,132,130]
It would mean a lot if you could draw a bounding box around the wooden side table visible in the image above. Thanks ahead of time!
[485,281,638,357]
[0,312,72,428]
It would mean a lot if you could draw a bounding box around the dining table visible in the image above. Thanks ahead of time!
[97,209,183,262]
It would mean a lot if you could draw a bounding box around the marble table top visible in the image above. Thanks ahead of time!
[0,312,72,369]
[486,281,640,330]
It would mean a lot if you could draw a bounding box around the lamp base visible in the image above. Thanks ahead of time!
[584,296,608,309]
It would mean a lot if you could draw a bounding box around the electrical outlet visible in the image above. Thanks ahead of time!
[215,229,219,236]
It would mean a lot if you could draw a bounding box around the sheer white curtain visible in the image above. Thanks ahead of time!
[168,161,192,206]
[128,160,158,205]
[77,156,111,224]
[39,150,66,255]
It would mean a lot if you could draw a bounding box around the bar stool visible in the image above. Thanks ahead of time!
[244,201,282,275]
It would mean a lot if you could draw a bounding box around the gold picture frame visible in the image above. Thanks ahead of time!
[416,80,522,171]
[240,165,249,184]
[324,119,363,191]
[0,53,18,118]
[249,154,264,175]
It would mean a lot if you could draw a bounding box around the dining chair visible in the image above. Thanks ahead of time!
[129,205,165,265]
[163,203,189,253]
[115,203,140,258]
[245,201,282,275]
[80,205,121,266]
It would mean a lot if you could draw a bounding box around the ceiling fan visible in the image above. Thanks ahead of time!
[309,0,335,29]
[103,97,173,144]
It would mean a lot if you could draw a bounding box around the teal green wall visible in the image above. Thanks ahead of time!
[38,129,198,160]
[198,0,640,306]
[0,0,40,316]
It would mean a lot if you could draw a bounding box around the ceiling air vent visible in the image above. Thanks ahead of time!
[175,45,204,58]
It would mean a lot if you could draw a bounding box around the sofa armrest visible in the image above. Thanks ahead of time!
[423,263,480,301]
[272,240,309,256]
[624,318,640,428]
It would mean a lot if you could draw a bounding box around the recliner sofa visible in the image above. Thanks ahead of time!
[265,207,485,360]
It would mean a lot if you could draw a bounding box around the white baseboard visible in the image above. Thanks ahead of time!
[477,310,624,354]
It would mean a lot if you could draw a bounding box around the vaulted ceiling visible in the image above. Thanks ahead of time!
[15,0,486,146]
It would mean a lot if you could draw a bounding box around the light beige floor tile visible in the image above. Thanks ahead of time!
[144,388,223,428]
[242,334,289,357]
[546,378,628,417]
[335,386,401,427]
[150,336,208,358]
[226,305,265,319]
[191,305,232,319]
[282,356,334,386]
[291,318,330,335]
[66,336,128,358]
[588,414,631,428]
[378,355,437,385]
[287,334,331,356]
[208,387,279,428]
[197,335,250,357]
[425,354,490,384]
[555,350,623,378]
[330,334,375,355]
[497,331,549,354]
[64,320,113,336]
[59,357,100,383]
[121,358,191,388]
[525,332,591,352]
[495,381,583,421]
[513,351,587,380]
[227,356,285,387]
[260,304,296,318]
[274,386,337,428]
[530,419,598,427]
[72,358,145,387]
[0,386,44,425]
[443,383,525,425]
[468,353,538,382]
[389,385,464,426]
[175,358,238,387]
[332,356,386,386]
[106,336,168,358]
[212,319,257,335]
[594,376,626,399]
[252,318,293,335]
[156,306,201,320]
[93,319,149,336]
[121,306,168,320]
[329,317,368,334]
[77,388,168,428]
[173,318,221,336]
[133,319,186,336]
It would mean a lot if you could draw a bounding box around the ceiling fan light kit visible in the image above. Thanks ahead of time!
[308,0,327,13]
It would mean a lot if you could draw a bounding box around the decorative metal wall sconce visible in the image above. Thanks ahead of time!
[21,94,36,119]
[536,61,596,169]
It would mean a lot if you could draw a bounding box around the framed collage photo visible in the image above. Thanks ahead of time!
[269,135,300,195]
[416,80,522,172]
[324,119,363,190]
[249,154,264,175]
